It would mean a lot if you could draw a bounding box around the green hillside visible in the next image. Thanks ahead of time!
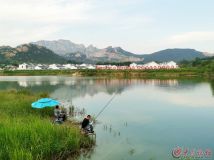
[0,44,66,64]
[142,49,205,63]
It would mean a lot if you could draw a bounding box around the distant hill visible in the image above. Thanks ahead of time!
[88,46,143,62]
[0,40,210,64]
[32,40,207,63]
[32,40,144,62]
[142,49,206,63]
[0,44,66,64]
[31,40,99,57]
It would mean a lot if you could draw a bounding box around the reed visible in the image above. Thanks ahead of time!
[0,90,92,160]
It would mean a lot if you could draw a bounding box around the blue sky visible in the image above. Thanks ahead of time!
[0,0,214,54]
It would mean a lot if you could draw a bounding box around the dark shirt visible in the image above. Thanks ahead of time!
[81,118,89,129]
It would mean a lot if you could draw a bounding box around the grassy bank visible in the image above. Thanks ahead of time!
[0,90,92,160]
[0,68,213,79]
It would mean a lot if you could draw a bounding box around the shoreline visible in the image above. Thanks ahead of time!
[0,69,213,80]
[0,90,94,159]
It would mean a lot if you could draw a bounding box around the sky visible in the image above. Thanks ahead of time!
[0,0,214,54]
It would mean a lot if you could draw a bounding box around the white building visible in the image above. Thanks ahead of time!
[18,63,28,70]
[87,65,96,69]
[48,64,59,70]
[63,64,77,69]
[130,63,137,67]
[166,61,178,68]
[78,63,87,69]
[34,66,42,70]
[144,61,159,69]
[160,61,178,69]
[130,63,138,69]
[18,63,35,70]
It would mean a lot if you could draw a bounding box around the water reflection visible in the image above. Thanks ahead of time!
[210,80,214,95]
[1,76,214,160]
[1,76,211,98]
[0,77,213,108]
[0,77,213,110]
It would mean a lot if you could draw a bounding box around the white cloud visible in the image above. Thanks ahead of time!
[0,0,153,47]
[0,0,90,24]
[0,0,93,46]
[143,83,214,108]
[0,26,61,46]
[168,31,214,44]
[4,0,214,54]
[167,94,214,108]
[141,31,214,53]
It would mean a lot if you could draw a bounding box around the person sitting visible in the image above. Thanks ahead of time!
[54,105,61,120]
[54,105,66,123]
[60,108,67,121]
[81,115,94,133]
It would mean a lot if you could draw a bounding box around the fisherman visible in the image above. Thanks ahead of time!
[54,105,61,120]
[81,115,94,133]
[54,105,66,123]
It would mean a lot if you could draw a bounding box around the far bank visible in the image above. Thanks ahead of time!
[0,68,213,79]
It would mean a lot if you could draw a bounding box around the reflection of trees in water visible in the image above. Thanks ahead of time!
[50,79,132,100]
[1,77,212,98]
[155,79,214,94]
[0,78,130,98]
[0,81,61,93]
[51,79,182,100]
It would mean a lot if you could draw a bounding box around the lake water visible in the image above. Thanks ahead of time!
[0,76,214,160]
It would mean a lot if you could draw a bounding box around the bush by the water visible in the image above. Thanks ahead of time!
[0,90,91,160]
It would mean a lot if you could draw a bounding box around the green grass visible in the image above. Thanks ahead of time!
[0,90,92,160]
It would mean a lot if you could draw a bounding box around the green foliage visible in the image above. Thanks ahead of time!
[0,66,213,79]
[38,92,49,98]
[0,91,91,160]
[180,56,214,74]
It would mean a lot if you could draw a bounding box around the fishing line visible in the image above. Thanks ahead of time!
[94,93,117,120]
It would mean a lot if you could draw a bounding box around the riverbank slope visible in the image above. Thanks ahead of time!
[0,90,92,160]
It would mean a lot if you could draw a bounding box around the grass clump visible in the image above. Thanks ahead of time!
[0,90,92,160]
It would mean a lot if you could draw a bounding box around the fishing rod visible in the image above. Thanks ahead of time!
[94,93,117,120]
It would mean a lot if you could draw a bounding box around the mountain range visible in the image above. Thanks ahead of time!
[0,39,212,64]
[31,40,143,62]
[0,44,65,64]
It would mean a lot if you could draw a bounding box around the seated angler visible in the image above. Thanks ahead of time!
[54,105,66,123]
[81,115,94,133]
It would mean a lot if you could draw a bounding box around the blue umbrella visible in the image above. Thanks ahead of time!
[31,98,59,109]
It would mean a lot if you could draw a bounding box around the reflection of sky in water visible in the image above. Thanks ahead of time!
[72,82,214,160]
[0,76,214,160]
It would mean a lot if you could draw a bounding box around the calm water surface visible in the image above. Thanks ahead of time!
[0,76,214,160]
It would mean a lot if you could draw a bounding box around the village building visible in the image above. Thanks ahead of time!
[18,63,28,70]
[143,61,160,69]
[63,64,77,69]
[48,64,60,70]
[2,61,179,71]
[87,65,96,69]
[130,63,138,69]
[17,63,35,70]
